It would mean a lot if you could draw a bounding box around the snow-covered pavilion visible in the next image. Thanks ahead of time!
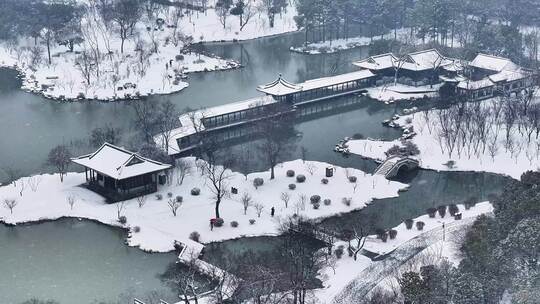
[72,143,171,202]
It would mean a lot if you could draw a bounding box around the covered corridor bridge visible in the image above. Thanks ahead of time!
[257,70,375,104]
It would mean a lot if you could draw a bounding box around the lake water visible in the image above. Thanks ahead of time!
[0,219,178,304]
[0,31,512,304]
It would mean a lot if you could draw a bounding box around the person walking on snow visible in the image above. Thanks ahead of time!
[271,207,275,217]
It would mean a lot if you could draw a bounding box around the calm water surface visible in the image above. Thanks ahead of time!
[0,219,178,304]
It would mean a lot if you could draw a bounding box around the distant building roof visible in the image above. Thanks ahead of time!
[401,49,454,71]
[488,69,529,83]
[469,53,519,72]
[457,78,495,90]
[257,75,302,96]
[352,53,398,70]
[159,96,279,154]
[299,70,375,91]
[72,143,171,180]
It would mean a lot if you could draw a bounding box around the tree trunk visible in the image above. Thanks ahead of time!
[215,196,221,218]
[46,39,51,65]
[269,14,275,28]
[270,164,275,179]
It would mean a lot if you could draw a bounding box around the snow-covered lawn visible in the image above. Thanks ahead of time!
[364,83,440,103]
[180,3,298,42]
[0,158,407,254]
[362,202,493,256]
[314,202,492,303]
[348,102,540,179]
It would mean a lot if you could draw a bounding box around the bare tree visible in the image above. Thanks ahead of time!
[305,163,316,175]
[130,98,158,143]
[169,7,184,47]
[241,192,252,215]
[201,154,235,218]
[255,103,295,180]
[67,195,76,210]
[216,1,232,29]
[137,195,147,208]
[300,146,308,163]
[116,201,126,219]
[280,192,290,208]
[109,0,142,53]
[27,176,42,192]
[75,49,94,86]
[167,198,181,216]
[176,159,192,185]
[160,251,211,303]
[17,179,25,197]
[296,194,307,213]
[47,145,72,182]
[349,228,367,261]
[1,167,21,187]
[254,203,264,218]
[3,199,17,214]
[155,100,179,153]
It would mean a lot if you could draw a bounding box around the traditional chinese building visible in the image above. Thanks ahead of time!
[72,143,171,202]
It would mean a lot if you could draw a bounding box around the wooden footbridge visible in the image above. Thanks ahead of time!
[374,156,420,179]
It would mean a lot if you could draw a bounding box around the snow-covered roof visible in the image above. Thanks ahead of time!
[204,95,278,118]
[72,143,171,180]
[457,78,495,90]
[469,53,519,72]
[258,70,376,96]
[439,75,467,83]
[299,70,375,91]
[257,75,302,96]
[441,60,465,72]
[161,96,279,154]
[488,69,529,83]
[352,53,398,70]
[401,49,454,71]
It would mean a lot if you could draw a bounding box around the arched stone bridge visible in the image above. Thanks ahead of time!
[374,156,420,179]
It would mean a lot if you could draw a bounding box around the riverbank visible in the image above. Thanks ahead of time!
[317,202,492,303]
[347,103,540,180]
[0,158,407,253]
[0,39,240,102]
[290,28,412,55]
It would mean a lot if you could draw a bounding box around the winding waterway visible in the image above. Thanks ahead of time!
[0,31,513,304]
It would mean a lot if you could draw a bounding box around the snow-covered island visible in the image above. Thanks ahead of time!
[0,0,298,101]
[348,94,540,180]
[0,158,407,253]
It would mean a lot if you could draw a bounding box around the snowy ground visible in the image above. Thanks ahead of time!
[0,158,406,253]
[364,83,440,103]
[362,202,493,256]
[179,2,298,42]
[319,202,492,303]
[290,28,464,55]
[348,102,540,179]
[0,0,299,101]
[0,42,239,101]
[290,28,413,55]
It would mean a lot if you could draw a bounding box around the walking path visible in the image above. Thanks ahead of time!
[331,216,484,303]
